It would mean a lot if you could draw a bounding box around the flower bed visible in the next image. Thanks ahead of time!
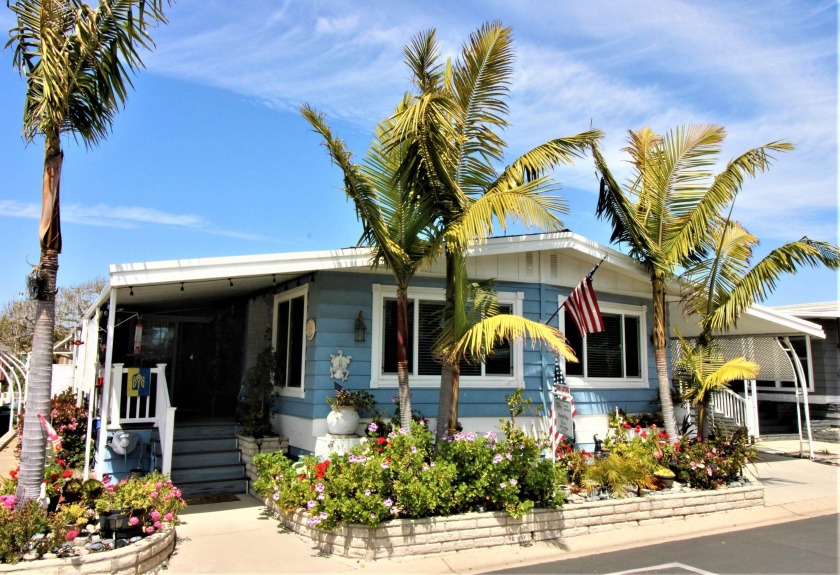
[0,526,174,575]
[266,482,764,560]
[0,471,185,566]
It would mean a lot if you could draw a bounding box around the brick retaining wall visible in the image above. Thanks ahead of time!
[0,527,175,575]
[237,435,289,487]
[268,484,764,560]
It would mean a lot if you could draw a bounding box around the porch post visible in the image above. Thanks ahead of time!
[82,309,100,480]
[95,289,118,478]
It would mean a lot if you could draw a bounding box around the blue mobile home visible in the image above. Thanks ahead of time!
[74,231,675,494]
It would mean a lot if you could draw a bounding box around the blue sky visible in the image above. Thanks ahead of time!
[0,1,837,308]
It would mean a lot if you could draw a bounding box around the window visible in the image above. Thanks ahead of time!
[560,299,647,388]
[371,285,523,388]
[272,286,307,396]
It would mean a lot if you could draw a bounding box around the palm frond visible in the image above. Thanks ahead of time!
[444,180,567,250]
[8,0,168,145]
[443,314,577,365]
[496,130,603,189]
[666,140,793,264]
[707,237,840,331]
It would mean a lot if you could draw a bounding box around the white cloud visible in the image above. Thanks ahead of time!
[0,200,267,241]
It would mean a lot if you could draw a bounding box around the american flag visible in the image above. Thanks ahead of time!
[565,270,604,337]
[546,357,576,459]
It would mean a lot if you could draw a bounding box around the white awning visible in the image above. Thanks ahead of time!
[668,303,826,340]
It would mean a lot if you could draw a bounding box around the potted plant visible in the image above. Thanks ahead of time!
[653,466,676,488]
[236,347,278,439]
[325,388,375,435]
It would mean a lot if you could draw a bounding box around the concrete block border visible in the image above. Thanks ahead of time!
[0,527,175,575]
[267,484,764,560]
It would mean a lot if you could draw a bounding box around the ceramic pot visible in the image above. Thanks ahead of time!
[326,406,360,435]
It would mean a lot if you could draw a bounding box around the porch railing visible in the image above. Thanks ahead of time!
[108,364,176,474]
[710,381,758,438]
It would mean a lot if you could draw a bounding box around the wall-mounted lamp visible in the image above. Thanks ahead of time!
[354,311,367,342]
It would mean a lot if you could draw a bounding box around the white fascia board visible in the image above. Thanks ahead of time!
[744,304,826,339]
[108,247,374,287]
[468,232,650,280]
[669,302,826,339]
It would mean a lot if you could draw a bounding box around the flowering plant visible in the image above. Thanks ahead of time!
[254,420,564,530]
[326,388,376,412]
[95,471,186,533]
[673,427,755,489]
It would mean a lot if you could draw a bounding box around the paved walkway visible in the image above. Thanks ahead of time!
[1,438,837,573]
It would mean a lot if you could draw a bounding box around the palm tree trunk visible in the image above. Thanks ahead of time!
[448,363,461,435]
[16,137,62,505]
[396,287,412,430]
[16,251,58,503]
[436,364,453,440]
[652,275,678,443]
[436,251,457,440]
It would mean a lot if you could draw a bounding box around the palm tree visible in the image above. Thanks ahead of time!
[679,219,839,436]
[389,22,602,436]
[7,0,168,503]
[591,124,794,442]
[301,104,440,430]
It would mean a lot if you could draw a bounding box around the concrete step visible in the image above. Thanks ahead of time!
[170,463,246,484]
[173,424,239,441]
[178,478,249,499]
[154,437,240,455]
[171,450,241,469]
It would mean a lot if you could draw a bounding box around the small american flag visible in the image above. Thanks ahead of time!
[565,271,604,337]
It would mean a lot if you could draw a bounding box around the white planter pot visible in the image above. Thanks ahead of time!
[326,406,360,435]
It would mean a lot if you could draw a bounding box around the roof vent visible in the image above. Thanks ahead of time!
[550,254,559,278]
[525,252,535,276]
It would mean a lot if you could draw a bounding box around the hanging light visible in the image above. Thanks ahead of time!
[354,311,367,342]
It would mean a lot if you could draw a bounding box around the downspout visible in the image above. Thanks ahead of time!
[95,288,118,479]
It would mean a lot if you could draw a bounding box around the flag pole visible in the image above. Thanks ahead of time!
[544,256,607,326]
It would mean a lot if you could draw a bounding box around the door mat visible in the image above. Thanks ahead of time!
[185,494,240,505]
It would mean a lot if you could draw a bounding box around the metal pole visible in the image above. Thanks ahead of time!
[783,337,814,459]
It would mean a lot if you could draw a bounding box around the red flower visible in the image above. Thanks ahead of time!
[298,473,307,481]
[314,460,330,473]
[640,431,648,439]
[375,437,387,445]
[634,425,641,432]
[315,471,325,479]
[650,424,657,429]
[62,469,73,478]
[622,422,631,429]
[675,444,682,451]
[56,459,67,468]
[9,468,18,479]
[50,474,59,482]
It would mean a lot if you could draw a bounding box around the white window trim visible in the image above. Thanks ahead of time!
[558,296,648,389]
[370,284,524,389]
[271,284,308,398]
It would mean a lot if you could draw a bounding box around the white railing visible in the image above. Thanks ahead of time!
[710,384,758,438]
[0,352,27,435]
[108,363,176,475]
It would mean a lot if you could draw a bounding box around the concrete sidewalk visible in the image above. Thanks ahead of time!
[164,440,839,574]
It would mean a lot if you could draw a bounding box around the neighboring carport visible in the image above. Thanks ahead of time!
[668,303,826,458]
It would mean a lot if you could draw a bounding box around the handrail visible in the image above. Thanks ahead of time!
[153,364,176,475]
[709,386,760,438]
[107,364,176,475]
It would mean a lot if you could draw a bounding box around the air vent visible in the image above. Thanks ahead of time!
[550,254,559,278]
[525,252,535,276]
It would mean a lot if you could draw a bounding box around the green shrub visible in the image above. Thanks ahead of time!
[254,420,564,530]
[673,427,755,489]
[0,500,51,564]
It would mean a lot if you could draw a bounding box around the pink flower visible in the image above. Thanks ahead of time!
[146,526,155,534]
[150,491,159,499]
[164,513,174,522]
[128,516,139,526]
[155,482,163,489]
[66,529,80,541]
[150,511,161,520]
[154,521,162,529]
